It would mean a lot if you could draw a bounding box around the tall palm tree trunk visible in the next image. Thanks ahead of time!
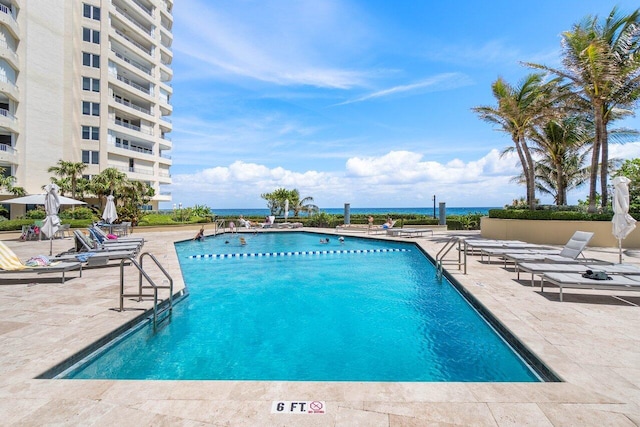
[588,138,601,213]
[595,108,609,209]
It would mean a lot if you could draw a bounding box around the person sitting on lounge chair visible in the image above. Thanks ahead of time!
[382,217,395,229]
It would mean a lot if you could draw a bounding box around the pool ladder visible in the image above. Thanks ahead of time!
[119,252,174,329]
[436,237,467,278]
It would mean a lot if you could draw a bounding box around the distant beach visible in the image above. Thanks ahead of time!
[209,207,497,217]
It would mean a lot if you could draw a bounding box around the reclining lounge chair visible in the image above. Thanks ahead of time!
[540,272,640,302]
[0,240,81,283]
[503,231,596,267]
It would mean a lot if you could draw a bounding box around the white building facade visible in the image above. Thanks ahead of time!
[0,0,173,215]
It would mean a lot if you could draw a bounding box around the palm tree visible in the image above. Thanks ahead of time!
[0,167,25,196]
[48,160,87,199]
[89,167,127,208]
[526,7,640,211]
[528,117,591,205]
[473,74,557,209]
[289,189,319,217]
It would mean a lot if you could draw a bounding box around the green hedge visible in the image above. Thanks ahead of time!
[489,209,616,221]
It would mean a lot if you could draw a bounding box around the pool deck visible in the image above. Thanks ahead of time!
[0,227,638,426]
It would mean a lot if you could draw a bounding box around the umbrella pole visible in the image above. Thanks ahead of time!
[50,236,53,257]
[619,238,623,264]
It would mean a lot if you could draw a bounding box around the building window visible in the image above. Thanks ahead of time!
[82,101,100,116]
[82,77,100,92]
[82,27,100,44]
[82,52,100,68]
[82,150,99,165]
[81,126,99,140]
[83,4,100,20]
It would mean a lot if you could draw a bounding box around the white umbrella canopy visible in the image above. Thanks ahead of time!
[41,184,61,256]
[102,195,118,224]
[2,193,86,205]
[612,176,637,263]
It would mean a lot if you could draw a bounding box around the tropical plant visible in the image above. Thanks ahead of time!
[289,189,319,217]
[526,7,640,211]
[613,158,640,212]
[118,180,155,225]
[47,160,87,199]
[528,116,592,205]
[473,74,558,210]
[88,167,128,208]
[0,166,25,196]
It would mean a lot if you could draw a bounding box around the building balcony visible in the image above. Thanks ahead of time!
[111,48,153,77]
[113,118,154,136]
[111,94,152,117]
[0,143,17,164]
[112,28,153,58]
[154,192,172,201]
[110,140,154,158]
[112,4,154,40]
[0,108,17,132]
[108,163,155,177]
[131,0,153,18]
[0,75,18,101]
[113,73,152,97]
[0,4,19,39]
[0,39,18,69]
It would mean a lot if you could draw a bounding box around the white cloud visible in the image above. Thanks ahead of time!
[335,73,473,106]
[167,143,640,209]
[174,0,373,88]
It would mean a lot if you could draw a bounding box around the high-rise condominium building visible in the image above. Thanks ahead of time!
[0,0,173,217]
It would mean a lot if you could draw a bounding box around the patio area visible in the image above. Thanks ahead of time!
[0,227,638,426]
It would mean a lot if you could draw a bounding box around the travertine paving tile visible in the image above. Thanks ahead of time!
[0,228,638,425]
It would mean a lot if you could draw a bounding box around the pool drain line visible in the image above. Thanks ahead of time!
[188,248,408,259]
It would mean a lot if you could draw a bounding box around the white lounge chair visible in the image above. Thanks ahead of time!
[515,261,639,287]
[540,272,640,302]
[503,231,595,266]
[0,241,82,284]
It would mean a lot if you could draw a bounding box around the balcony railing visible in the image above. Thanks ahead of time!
[0,39,17,62]
[0,4,16,22]
[0,74,17,90]
[132,0,152,16]
[159,170,171,177]
[160,152,171,159]
[113,5,152,36]
[116,74,151,95]
[109,164,154,176]
[160,134,172,142]
[113,29,152,56]
[113,95,151,115]
[114,118,154,135]
[113,141,153,155]
[160,190,172,196]
[0,108,16,122]
[112,48,152,75]
[0,143,16,155]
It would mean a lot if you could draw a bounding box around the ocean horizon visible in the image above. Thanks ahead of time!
[205,207,497,217]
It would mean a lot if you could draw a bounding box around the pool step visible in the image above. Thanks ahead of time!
[188,248,408,259]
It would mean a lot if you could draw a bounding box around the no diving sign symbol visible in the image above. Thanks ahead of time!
[271,400,325,414]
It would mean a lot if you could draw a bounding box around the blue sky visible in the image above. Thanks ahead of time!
[165,0,640,209]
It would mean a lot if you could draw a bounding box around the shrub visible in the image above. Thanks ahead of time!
[488,209,615,221]
[59,206,97,220]
[25,208,46,219]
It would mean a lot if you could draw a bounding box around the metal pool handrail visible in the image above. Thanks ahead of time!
[436,236,467,277]
[119,252,174,328]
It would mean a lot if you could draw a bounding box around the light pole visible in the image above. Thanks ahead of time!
[179,202,183,223]
[432,195,436,219]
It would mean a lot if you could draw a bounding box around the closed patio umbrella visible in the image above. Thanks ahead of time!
[612,176,637,263]
[284,199,289,222]
[102,195,118,224]
[41,184,61,256]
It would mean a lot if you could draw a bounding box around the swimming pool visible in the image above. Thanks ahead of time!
[58,232,545,382]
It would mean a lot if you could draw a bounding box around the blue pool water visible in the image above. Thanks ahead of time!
[65,232,540,382]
